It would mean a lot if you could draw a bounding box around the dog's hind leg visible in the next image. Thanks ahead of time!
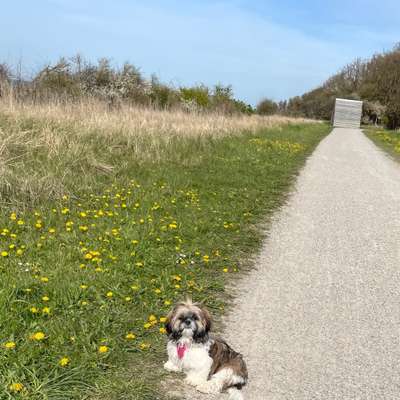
[196,367,245,395]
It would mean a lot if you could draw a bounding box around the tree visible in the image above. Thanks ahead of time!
[256,98,278,115]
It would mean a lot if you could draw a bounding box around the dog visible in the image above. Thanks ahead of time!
[164,299,248,399]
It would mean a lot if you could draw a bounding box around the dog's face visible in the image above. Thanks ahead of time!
[165,300,211,342]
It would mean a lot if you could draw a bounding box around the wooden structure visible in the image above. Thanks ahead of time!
[332,98,363,128]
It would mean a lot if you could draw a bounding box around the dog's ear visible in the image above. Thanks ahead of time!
[165,313,172,335]
[165,318,173,335]
[165,305,177,335]
[201,306,212,333]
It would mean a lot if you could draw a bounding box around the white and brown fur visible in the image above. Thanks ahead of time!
[164,299,247,399]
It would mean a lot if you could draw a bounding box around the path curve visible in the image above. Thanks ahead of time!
[186,128,400,400]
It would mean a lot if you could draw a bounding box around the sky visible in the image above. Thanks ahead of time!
[1,0,400,105]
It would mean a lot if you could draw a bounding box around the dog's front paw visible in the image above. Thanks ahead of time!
[196,381,220,394]
[185,375,204,387]
[164,361,181,372]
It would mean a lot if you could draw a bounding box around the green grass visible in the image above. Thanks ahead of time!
[0,114,330,399]
[364,126,400,161]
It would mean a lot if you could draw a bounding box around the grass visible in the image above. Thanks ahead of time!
[364,126,400,161]
[0,100,314,207]
[0,102,330,399]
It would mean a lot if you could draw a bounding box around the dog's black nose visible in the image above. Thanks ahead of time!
[184,319,191,326]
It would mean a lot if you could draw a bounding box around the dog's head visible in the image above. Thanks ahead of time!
[165,299,212,342]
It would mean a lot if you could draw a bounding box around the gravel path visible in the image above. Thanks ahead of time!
[185,128,400,400]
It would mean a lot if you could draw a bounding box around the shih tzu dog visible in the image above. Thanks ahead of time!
[164,299,248,399]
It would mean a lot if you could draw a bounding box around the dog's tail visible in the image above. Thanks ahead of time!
[227,387,244,400]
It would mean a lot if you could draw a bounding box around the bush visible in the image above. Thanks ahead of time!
[1,55,255,116]
[256,98,278,115]
[180,85,210,109]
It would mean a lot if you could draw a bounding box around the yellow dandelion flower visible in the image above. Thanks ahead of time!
[48,228,56,234]
[1,251,8,257]
[125,333,136,340]
[139,342,150,350]
[17,219,24,225]
[223,268,229,273]
[80,284,88,289]
[79,212,87,218]
[131,285,139,291]
[164,300,171,306]
[159,317,167,323]
[16,249,23,256]
[9,383,24,392]
[135,262,143,267]
[98,345,108,353]
[159,327,167,334]
[131,240,139,245]
[154,288,162,294]
[59,357,70,367]
[30,331,45,341]
[61,208,70,214]
[42,307,51,314]
[10,212,17,220]
[84,253,93,260]
[148,315,157,322]
[4,341,16,349]
[106,291,113,298]
[30,307,39,314]
[125,297,132,302]
[40,277,49,283]
[143,323,152,329]
[42,296,50,302]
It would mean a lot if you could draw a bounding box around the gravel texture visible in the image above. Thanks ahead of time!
[185,128,400,400]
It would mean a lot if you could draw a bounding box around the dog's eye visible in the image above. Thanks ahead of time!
[192,315,199,321]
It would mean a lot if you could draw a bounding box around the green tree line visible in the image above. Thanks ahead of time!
[284,43,400,129]
[0,55,254,115]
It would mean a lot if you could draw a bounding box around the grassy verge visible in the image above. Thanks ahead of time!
[0,108,330,399]
[364,126,400,161]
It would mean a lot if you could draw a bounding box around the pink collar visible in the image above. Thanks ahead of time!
[177,343,187,359]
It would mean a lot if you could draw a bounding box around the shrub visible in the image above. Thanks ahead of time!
[256,98,278,115]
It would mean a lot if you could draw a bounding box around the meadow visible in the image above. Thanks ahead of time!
[364,127,400,160]
[0,101,330,399]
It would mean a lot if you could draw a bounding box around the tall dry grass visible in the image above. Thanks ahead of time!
[0,95,318,206]
[0,97,315,139]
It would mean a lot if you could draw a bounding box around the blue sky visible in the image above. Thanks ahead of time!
[1,0,399,105]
